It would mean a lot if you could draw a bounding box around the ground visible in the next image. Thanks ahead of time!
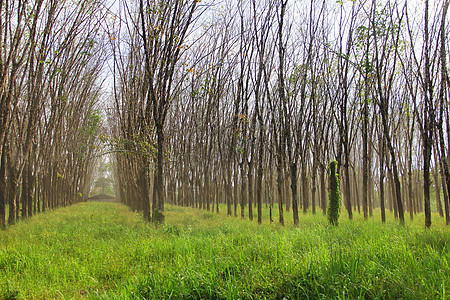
[0,202,448,299]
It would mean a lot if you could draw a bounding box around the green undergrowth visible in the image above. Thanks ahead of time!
[0,202,449,299]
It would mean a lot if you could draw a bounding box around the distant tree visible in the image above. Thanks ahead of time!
[93,177,114,196]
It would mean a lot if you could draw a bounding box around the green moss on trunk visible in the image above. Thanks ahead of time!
[327,160,340,226]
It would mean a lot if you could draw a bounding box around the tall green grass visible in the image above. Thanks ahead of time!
[0,202,448,299]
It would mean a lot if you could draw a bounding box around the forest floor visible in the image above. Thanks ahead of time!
[0,202,449,299]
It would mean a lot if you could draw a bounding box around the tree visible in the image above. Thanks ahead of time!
[0,0,107,227]
[276,0,288,226]
[437,0,450,225]
[372,0,405,224]
[138,0,201,223]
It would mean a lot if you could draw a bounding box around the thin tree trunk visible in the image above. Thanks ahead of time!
[234,164,238,217]
[285,173,290,212]
[290,162,299,226]
[256,106,264,224]
[7,160,18,225]
[302,163,308,214]
[422,0,433,228]
[362,95,369,219]
[277,0,288,226]
[441,159,450,224]
[438,0,450,225]
[21,161,29,218]
[248,159,254,221]
[433,147,443,217]
[380,136,386,223]
[256,148,263,224]
[320,165,326,215]
[408,119,415,221]
[383,123,404,223]
[343,151,352,220]
[240,161,246,219]
[0,144,6,228]
[277,154,284,226]
[368,137,374,216]
[153,124,165,223]
[206,174,210,211]
[139,157,150,221]
[311,169,317,215]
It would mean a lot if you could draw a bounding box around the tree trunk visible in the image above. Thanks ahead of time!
[248,160,254,221]
[269,154,274,223]
[153,124,165,223]
[391,173,398,219]
[226,154,234,217]
[206,174,210,211]
[0,145,6,228]
[234,165,238,217]
[433,147,443,217]
[290,162,299,226]
[380,136,386,223]
[438,0,450,225]
[7,161,18,225]
[353,166,360,214]
[423,149,432,227]
[277,156,284,226]
[277,0,287,226]
[285,174,290,212]
[21,162,29,218]
[422,0,433,228]
[344,158,352,220]
[301,163,308,214]
[408,125,414,221]
[368,138,374,216]
[256,114,264,224]
[240,161,246,219]
[311,169,317,215]
[440,159,450,224]
[362,98,369,219]
[383,122,404,223]
[320,165,326,215]
[139,157,150,221]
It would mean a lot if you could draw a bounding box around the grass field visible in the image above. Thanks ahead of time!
[0,202,449,299]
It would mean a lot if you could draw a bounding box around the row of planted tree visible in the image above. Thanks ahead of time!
[1,0,449,230]
[110,0,450,228]
[0,0,108,228]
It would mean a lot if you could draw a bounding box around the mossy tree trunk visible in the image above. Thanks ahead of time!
[327,160,340,226]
